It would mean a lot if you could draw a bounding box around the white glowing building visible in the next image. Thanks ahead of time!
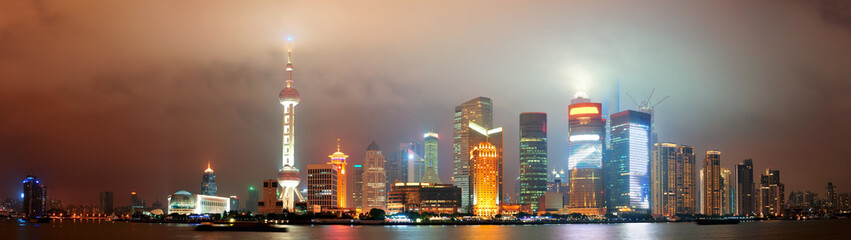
[167,190,231,215]
[277,37,305,210]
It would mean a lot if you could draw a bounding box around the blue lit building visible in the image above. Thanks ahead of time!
[22,176,46,218]
[606,110,651,213]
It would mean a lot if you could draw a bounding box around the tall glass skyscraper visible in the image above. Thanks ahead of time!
[566,93,606,216]
[519,112,547,211]
[607,110,651,213]
[422,133,441,183]
[453,96,493,212]
[22,176,46,218]
[363,141,387,211]
[650,143,696,216]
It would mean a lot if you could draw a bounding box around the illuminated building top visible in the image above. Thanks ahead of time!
[204,162,214,173]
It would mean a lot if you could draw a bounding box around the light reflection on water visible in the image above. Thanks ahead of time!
[4,219,851,240]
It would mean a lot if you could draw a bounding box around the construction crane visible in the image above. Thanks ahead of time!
[625,88,669,115]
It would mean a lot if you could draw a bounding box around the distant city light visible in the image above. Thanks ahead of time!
[20,193,24,199]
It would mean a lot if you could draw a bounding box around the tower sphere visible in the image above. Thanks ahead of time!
[279,88,300,106]
[277,165,301,188]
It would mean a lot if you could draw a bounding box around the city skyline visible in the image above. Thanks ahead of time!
[3,1,851,207]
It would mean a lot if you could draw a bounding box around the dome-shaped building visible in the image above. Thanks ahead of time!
[167,190,195,215]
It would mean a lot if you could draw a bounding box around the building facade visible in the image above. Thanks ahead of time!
[307,164,339,209]
[735,159,755,216]
[363,141,387,211]
[257,179,283,214]
[702,150,722,215]
[387,182,461,214]
[519,112,548,212]
[246,186,259,212]
[453,96,493,213]
[607,110,651,213]
[721,168,734,215]
[471,142,500,218]
[566,93,606,216]
[467,122,504,213]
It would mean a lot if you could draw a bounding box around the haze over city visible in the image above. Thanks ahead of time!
[2,0,850,209]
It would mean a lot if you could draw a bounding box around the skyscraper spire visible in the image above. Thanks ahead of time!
[337,138,341,152]
[285,36,294,88]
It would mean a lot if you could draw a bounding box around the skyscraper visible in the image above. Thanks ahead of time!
[276,37,305,211]
[721,167,734,215]
[99,191,114,215]
[758,169,784,217]
[471,142,500,218]
[421,132,441,183]
[651,143,678,216]
[467,122,503,213]
[702,150,722,215]
[677,145,696,215]
[385,143,408,191]
[22,176,45,218]
[363,141,387,211]
[607,110,651,213]
[352,164,364,212]
[328,139,348,208]
[229,196,240,212]
[202,163,217,196]
[826,182,837,209]
[307,164,338,209]
[566,93,606,216]
[519,112,547,211]
[453,96,493,212]
[402,142,425,183]
[736,159,755,216]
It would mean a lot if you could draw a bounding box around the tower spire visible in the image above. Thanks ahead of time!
[285,37,294,88]
[336,138,341,152]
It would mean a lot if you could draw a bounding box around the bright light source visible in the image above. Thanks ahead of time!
[569,134,600,142]
[569,106,599,115]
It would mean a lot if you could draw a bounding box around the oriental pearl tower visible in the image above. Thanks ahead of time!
[277,37,304,211]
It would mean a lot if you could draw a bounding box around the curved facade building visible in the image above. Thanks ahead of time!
[168,190,196,215]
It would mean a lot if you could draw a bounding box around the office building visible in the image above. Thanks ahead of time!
[363,141,387,211]
[607,110,651,213]
[387,182,461,214]
[826,182,837,209]
[352,164,364,212]
[519,112,547,211]
[202,163,217,196]
[422,132,441,183]
[702,150,722,215]
[566,93,606,216]
[467,121,504,213]
[307,164,338,209]
[471,142,500,218]
[758,169,784,217]
[99,191,114,215]
[229,196,240,212]
[453,96,493,212]
[721,167,734,215]
[735,159,755,216]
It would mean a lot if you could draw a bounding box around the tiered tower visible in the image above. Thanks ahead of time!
[328,139,349,208]
[277,37,304,210]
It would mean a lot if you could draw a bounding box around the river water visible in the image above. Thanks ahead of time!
[4,219,850,239]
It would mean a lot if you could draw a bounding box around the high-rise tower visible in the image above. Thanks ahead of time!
[202,162,217,196]
[566,92,606,216]
[453,97,493,213]
[607,110,651,213]
[702,150,722,215]
[736,159,754,216]
[328,139,349,208]
[422,133,441,183]
[363,141,387,211]
[519,112,547,211]
[277,37,305,211]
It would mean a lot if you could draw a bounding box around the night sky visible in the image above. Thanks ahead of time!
[2,0,850,207]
